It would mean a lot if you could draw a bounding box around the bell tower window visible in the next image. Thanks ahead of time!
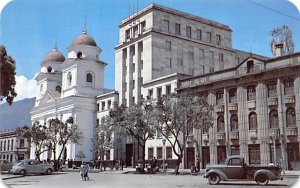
[86,73,93,83]
[77,51,82,59]
[67,72,72,86]
[56,85,61,93]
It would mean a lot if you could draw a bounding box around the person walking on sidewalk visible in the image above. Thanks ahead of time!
[80,163,85,180]
[83,162,90,181]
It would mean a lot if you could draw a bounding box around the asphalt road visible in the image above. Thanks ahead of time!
[1,172,300,188]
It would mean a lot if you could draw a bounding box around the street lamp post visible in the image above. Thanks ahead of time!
[162,138,166,172]
[271,130,277,166]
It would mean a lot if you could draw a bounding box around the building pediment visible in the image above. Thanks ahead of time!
[39,91,61,105]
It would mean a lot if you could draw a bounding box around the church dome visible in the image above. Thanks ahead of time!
[43,47,65,62]
[72,28,97,47]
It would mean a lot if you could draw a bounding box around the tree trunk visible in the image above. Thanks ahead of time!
[175,156,182,174]
[142,145,146,172]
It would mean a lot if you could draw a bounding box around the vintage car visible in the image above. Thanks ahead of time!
[10,159,54,176]
[204,155,283,185]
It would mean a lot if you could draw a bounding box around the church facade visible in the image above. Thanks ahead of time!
[30,29,106,161]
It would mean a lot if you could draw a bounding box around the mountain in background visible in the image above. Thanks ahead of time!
[0,98,35,131]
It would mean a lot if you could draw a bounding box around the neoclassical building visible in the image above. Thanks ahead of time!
[30,28,107,161]
[178,45,300,170]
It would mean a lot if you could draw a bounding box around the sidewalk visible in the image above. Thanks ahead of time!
[1,168,300,180]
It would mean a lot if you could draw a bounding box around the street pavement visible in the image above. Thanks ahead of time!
[1,168,300,188]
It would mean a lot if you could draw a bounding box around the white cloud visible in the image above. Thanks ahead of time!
[289,0,300,13]
[14,75,37,101]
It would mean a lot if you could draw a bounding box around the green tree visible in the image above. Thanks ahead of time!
[156,94,213,174]
[109,101,157,172]
[0,45,17,105]
[91,117,114,169]
[22,122,51,162]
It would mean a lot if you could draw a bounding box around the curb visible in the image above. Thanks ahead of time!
[1,175,23,180]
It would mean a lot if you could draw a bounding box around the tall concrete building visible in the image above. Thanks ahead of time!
[107,3,266,167]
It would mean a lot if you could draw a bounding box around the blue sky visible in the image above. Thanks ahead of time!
[0,0,299,100]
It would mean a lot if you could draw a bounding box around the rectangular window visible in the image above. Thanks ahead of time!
[249,145,261,164]
[166,85,171,96]
[186,26,191,38]
[157,147,163,159]
[132,63,135,73]
[132,80,135,89]
[148,89,153,99]
[157,87,162,98]
[166,147,172,159]
[141,21,146,31]
[125,29,130,41]
[199,49,204,59]
[209,51,214,64]
[20,139,24,148]
[247,61,254,73]
[197,29,202,40]
[207,32,212,43]
[148,148,154,160]
[97,103,99,112]
[7,140,10,151]
[101,102,105,111]
[163,19,169,32]
[188,51,194,61]
[132,97,135,105]
[108,100,111,109]
[141,60,143,69]
[124,82,127,92]
[216,34,221,45]
[268,82,277,97]
[177,58,183,66]
[200,65,204,74]
[0,141,2,151]
[219,53,224,62]
[166,58,172,68]
[166,41,171,51]
[96,118,99,127]
[175,23,181,35]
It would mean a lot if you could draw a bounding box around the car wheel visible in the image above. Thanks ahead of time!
[46,168,53,175]
[208,173,221,185]
[256,175,269,186]
[20,170,26,176]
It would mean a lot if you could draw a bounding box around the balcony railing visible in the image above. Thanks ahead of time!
[285,87,294,95]
[284,95,295,104]
[230,132,239,139]
[247,100,256,109]
[217,132,225,140]
[217,99,224,105]
[286,127,298,136]
[267,97,278,106]
[268,90,277,98]
[229,96,237,103]
[228,103,238,111]
[248,93,256,101]
[214,105,224,113]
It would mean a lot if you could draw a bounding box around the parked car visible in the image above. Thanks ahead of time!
[10,159,54,176]
[204,155,283,186]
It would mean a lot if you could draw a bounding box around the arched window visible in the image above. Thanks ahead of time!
[269,110,279,128]
[67,72,72,86]
[77,51,82,59]
[286,108,296,127]
[249,112,257,130]
[247,85,256,101]
[229,88,237,103]
[217,116,225,132]
[86,73,93,83]
[230,114,238,131]
[56,85,61,93]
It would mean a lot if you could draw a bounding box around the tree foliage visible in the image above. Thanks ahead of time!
[22,117,82,171]
[156,94,213,174]
[270,25,294,56]
[0,45,17,105]
[91,117,114,161]
[108,101,157,171]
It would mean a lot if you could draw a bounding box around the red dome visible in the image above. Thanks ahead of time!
[43,48,65,62]
[72,29,97,47]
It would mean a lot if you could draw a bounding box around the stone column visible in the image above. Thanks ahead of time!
[277,78,288,170]
[294,76,300,158]
[127,46,133,107]
[237,86,249,163]
[224,87,231,157]
[256,82,270,166]
[208,91,217,164]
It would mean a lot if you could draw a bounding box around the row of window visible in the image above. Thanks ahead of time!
[162,19,222,45]
[148,146,172,160]
[66,72,94,86]
[148,85,172,99]
[97,100,112,112]
[125,21,146,41]
[216,107,296,132]
[214,78,295,104]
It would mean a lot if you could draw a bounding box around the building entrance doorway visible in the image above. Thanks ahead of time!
[287,143,300,170]
[186,147,195,169]
[202,146,210,169]
[126,143,133,167]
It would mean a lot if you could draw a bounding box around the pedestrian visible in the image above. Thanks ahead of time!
[151,157,157,173]
[83,162,90,180]
[80,163,85,180]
